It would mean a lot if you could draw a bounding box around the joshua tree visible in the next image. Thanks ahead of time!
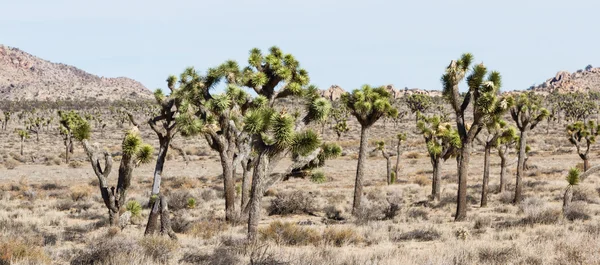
[333,119,349,140]
[2,111,11,130]
[144,79,186,239]
[563,168,580,211]
[405,94,432,121]
[495,126,519,193]
[26,116,44,142]
[285,142,342,180]
[16,129,29,156]
[441,53,507,220]
[477,120,515,207]
[374,140,395,185]
[58,110,88,164]
[394,133,407,180]
[342,85,397,215]
[416,113,460,201]
[510,92,549,203]
[566,121,600,171]
[76,117,153,227]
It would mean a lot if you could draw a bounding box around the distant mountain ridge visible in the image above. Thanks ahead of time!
[0,45,152,101]
[319,84,442,101]
[528,66,600,94]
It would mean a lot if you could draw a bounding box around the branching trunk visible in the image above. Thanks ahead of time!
[514,130,527,204]
[455,141,471,221]
[352,126,370,215]
[382,151,392,185]
[220,151,236,223]
[248,152,269,241]
[146,137,169,235]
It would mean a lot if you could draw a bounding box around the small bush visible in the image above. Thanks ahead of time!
[322,227,362,247]
[200,189,217,202]
[0,238,50,264]
[268,191,319,216]
[564,202,591,221]
[573,186,599,204]
[55,200,75,211]
[70,185,92,201]
[498,191,514,204]
[4,158,20,169]
[407,208,429,221]
[392,227,441,242]
[324,205,348,221]
[180,245,241,265]
[474,216,492,230]
[188,220,228,239]
[139,236,178,263]
[413,175,431,186]
[70,236,141,265]
[478,245,519,264]
[310,171,327,184]
[187,198,196,209]
[519,197,561,225]
[68,160,84,168]
[126,200,142,217]
[168,190,195,211]
[259,221,320,246]
[405,152,421,159]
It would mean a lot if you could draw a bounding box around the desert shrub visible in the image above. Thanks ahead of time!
[200,189,217,202]
[268,191,319,216]
[564,202,591,221]
[166,176,199,189]
[70,185,92,202]
[0,238,50,265]
[478,245,519,264]
[392,227,441,242]
[63,225,91,243]
[405,152,421,159]
[473,216,492,230]
[259,221,320,246]
[354,192,402,224]
[70,236,141,265]
[310,171,327,184]
[125,200,142,217]
[139,236,178,263]
[407,208,429,221]
[4,158,20,169]
[573,186,599,204]
[188,219,228,239]
[68,160,84,168]
[55,200,75,211]
[167,190,195,211]
[498,191,514,204]
[413,175,431,186]
[40,183,62,190]
[187,198,196,209]
[322,227,362,247]
[44,155,62,166]
[519,197,561,225]
[324,205,348,221]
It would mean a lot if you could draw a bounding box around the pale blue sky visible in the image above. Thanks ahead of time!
[1,0,598,93]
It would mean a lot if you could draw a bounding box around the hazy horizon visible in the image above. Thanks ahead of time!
[2,0,599,93]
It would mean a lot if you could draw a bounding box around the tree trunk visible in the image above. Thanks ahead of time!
[159,195,177,240]
[146,138,169,235]
[431,157,441,201]
[108,209,120,227]
[352,126,370,215]
[395,142,401,179]
[65,135,71,164]
[20,138,24,156]
[220,152,236,223]
[499,155,507,193]
[455,142,471,221]
[563,185,573,210]
[241,159,252,212]
[514,130,527,204]
[480,146,491,207]
[584,158,589,172]
[248,153,269,241]
[384,153,392,185]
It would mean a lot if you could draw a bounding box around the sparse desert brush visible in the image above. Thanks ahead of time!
[4,158,20,169]
[407,208,429,221]
[188,219,229,239]
[268,191,320,216]
[519,197,561,225]
[477,245,520,264]
[405,151,421,159]
[70,184,92,201]
[322,226,362,247]
[165,176,199,189]
[392,226,441,242]
[200,188,217,201]
[44,155,62,166]
[167,190,195,211]
[139,236,178,263]
[311,171,327,184]
[564,201,591,221]
[412,175,431,186]
[259,221,320,246]
[68,160,84,168]
[0,238,51,264]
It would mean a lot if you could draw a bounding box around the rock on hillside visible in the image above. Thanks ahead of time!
[529,66,600,94]
[0,45,153,101]
[320,84,442,100]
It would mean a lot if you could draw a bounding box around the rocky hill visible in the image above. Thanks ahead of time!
[0,45,152,101]
[528,65,600,95]
[320,84,442,100]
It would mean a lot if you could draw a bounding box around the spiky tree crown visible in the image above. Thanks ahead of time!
[416,113,461,158]
[342,85,397,127]
[397,133,407,142]
[567,120,600,145]
[566,167,580,186]
[122,129,154,165]
[58,110,90,141]
[510,92,549,130]
[16,129,29,139]
[405,94,432,114]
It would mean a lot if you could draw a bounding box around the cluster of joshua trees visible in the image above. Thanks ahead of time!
[4,47,600,240]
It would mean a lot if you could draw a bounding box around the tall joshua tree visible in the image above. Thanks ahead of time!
[566,120,600,171]
[75,117,153,227]
[16,129,29,156]
[374,140,394,185]
[342,85,397,215]
[416,113,461,201]
[58,110,87,164]
[394,133,407,182]
[477,119,514,207]
[510,92,549,203]
[441,53,507,220]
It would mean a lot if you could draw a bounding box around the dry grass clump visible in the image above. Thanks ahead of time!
[167,190,196,211]
[324,205,349,221]
[0,238,50,265]
[259,221,321,246]
[391,226,441,242]
[412,175,431,186]
[4,158,20,169]
[322,226,362,246]
[405,151,421,159]
[572,185,600,204]
[187,219,229,239]
[44,155,62,166]
[70,185,92,201]
[138,236,178,263]
[477,245,520,264]
[68,160,84,168]
[70,236,145,265]
[564,201,591,221]
[519,197,561,225]
[407,208,429,221]
[268,191,320,216]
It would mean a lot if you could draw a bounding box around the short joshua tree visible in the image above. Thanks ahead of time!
[16,129,29,156]
[566,120,600,172]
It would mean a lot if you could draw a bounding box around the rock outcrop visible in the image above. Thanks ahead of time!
[529,66,600,94]
[0,45,153,101]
